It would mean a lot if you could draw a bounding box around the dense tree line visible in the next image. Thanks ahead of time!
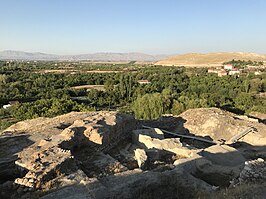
[0,61,265,130]
[223,59,264,68]
[131,72,266,119]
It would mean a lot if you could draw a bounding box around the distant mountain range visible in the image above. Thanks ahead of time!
[156,52,266,67]
[0,50,169,61]
[3,51,265,65]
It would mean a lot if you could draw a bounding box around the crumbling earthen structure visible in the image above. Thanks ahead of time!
[0,108,266,198]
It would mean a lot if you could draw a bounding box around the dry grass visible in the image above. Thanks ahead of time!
[71,85,106,91]
[198,182,266,199]
[156,52,266,67]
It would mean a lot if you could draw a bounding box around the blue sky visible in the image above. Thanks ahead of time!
[0,0,265,54]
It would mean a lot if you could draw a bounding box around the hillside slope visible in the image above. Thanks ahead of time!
[156,52,266,67]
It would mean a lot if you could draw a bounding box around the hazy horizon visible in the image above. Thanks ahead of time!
[1,50,266,56]
[1,0,266,55]
[0,49,171,56]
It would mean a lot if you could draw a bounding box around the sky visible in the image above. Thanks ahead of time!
[0,0,266,55]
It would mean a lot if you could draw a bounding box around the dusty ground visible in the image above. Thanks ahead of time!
[156,52,266,67]
[71,85,106,91]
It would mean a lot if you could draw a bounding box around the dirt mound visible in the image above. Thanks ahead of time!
[177,108,266,146]
[156,52,266,67]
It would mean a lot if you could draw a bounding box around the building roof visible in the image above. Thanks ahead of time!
[137,80,151,83]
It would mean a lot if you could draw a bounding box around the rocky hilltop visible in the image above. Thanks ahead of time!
[156,52,266,67]
[0,109,266,198]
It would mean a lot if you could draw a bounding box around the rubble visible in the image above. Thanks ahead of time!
[1,111,136,192]
[231,158,266,186]
[89,152,128,176]
[41,168,213,199]
[133,132,194,158]
[134,148,147,168]
[132,128,164,140]
[1,108,266,198]
[174,145,246,187]
[249,112,266,124]
[178,108,266,146]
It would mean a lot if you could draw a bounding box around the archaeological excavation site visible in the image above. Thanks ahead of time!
[1,108,266,199]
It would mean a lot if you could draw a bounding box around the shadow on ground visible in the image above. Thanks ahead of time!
[1,115,266,199]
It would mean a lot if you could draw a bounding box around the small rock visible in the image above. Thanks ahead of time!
[244,166,252,171]
[28,178,34,183]
[169,164,175,169]
[134,148,147,168]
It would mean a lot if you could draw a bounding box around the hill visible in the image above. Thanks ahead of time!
[0,50,168,61]
[0,50,58,60]
[156,52,266,67]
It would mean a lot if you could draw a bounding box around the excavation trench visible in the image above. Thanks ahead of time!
[1,110,266,199]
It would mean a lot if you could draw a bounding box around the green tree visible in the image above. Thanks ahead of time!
[234,93,255,112]
[132,93,164,120]
[171,100,185,115]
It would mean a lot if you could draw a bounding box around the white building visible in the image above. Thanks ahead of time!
[224,64,233,70]
[255,71,262,75]
[2,101,19,109]
[3,104,12,109]
[229,69,240,75]
[137,80,151,84]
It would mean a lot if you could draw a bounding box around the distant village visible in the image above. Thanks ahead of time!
[208,63,265,77]
[2,60,265,110]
